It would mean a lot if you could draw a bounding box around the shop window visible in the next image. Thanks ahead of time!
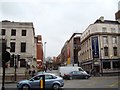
[112,61,120,69]
[103,62,110,69]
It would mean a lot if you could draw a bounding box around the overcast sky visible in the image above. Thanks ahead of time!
[0,0,119,57]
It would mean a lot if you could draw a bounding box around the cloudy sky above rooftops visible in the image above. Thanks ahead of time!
[0,0,119,57]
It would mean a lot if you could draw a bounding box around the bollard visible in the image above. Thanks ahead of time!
[40,75,45,89]
[40,80,43,88]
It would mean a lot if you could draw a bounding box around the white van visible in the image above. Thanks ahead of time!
[58,66,87,77]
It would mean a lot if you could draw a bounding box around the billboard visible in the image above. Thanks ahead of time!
[91,36,99,58]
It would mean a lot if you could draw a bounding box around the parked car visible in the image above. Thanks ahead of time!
[17,73,64,90]
[64,71,91,80]
[59,66,87,78]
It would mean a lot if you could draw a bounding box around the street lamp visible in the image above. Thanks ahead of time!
[44,42,47,64]
[100,48,103,76]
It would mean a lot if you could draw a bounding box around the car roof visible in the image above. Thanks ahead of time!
[36,72,56,76]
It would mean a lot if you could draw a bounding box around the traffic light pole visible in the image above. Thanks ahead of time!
[1,61,5,90]
[14,55,17,81]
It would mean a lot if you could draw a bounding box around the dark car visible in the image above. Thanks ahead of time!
[64,71,91,80]
[17,73,64,90]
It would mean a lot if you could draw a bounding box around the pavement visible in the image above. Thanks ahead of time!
[0,70,59,84]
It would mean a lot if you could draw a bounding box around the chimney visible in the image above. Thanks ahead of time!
[99,16,104,22]
[115,10,120,23]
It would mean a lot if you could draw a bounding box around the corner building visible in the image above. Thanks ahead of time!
[0,20,36,74]
[78,17,120,75]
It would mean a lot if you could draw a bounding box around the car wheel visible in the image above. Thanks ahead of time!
[69,76,73,80]
[22,84,30,90]
[52,83,60,90]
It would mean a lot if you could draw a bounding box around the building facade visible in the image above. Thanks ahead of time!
[61,33,81,66]
[0,20,36,74]
[60,41,68,66]
[78,17,120,75]
[35,35,43,69]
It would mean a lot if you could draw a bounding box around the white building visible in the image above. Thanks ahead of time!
[0,20,36,74]
[78,17,120,75]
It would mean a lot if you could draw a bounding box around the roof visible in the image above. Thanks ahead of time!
[94,19,120,24]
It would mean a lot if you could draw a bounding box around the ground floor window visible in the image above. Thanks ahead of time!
[103,62,111,69]
[20,59,26,67]
[112,61,120,69]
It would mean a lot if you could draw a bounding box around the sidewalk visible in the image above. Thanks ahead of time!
[3,70,58,84]
[0,74,28,84]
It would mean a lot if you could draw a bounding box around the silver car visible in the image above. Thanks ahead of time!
[17,73,64,90]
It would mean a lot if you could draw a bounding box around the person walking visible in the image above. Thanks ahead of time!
[29,65,36,77]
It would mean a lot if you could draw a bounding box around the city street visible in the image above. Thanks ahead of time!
[3,75,119,89]
[63,76,119,88]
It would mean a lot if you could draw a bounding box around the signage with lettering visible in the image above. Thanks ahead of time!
[91,36,99,58]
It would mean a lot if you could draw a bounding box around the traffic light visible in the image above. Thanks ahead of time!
[2,40,10,63]
[2,51,10,63]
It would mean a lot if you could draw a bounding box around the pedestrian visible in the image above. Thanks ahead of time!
[29,65,36,77]
[25,68,29,79]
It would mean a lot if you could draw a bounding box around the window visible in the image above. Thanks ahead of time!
[111,28,116,33]
[33,75,42,80]
[10,55,14,67]
[112,61,120,69]
[10,42,15,52]
[112,37,117,44]
[113,47,117,56]
[103,36,108,44]
[45,75,55,79]
[21,42,26,52]
[20,59,26,67]
[104,47,109,56]
[1,29,6,35]
[102,27,107,32]
[11,29,16,36]
[22,30,27,36]
[103,62,111,69]
[71,71,78,74]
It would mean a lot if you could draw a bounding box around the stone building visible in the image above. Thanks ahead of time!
[35,35,43,69]
[78,17,120,75]
[61,33,81,66]
[0,20,36,74]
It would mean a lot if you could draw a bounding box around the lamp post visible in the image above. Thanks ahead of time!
[44,42,47,64]
[1,31,10,90]
[100,48,103,76]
